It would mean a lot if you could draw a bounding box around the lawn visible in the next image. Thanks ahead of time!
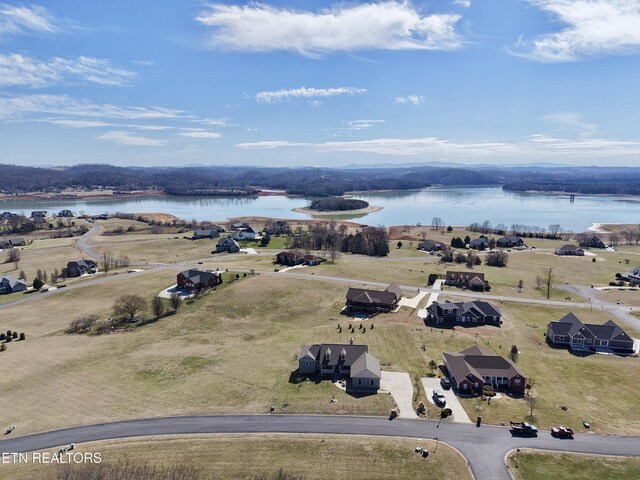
[507,450,640,480]
[2,434,471,480]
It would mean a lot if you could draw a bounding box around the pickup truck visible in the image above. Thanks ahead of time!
[510,421,539,435]
[551,426,574,438]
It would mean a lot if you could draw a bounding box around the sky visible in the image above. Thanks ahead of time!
[1,0,640,168]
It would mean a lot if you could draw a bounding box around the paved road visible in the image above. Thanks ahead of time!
[1,415,639,480]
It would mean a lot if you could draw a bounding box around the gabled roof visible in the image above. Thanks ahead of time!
[346,284,399,306]
[417,239,445,250]
[385,283,403,300]
[444,345,524,383]
[1,275,26,289]
[351,352,381,379]
[217,237,239,247]
[469,237,489,245]
[549,313,632,342]
[179,269,220,285]
[300,343,369,367]
[194,229,214,236]
[446,271,486,282]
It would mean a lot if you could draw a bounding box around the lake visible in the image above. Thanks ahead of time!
[2,186,639,232]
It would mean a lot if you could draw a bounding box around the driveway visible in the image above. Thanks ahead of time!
[380,371,418,419]
[421,377,472,424]
[418,279,443,318]
[397,290,428,309]
[158,284,194,299]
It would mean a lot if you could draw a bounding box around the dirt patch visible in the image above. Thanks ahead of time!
[133,212,180,223]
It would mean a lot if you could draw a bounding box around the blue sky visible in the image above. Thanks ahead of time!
[1,0,640,167]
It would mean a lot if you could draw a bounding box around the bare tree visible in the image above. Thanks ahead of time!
[5,247,20,269]
[328,246,339,264]
[527,395,537,420]
[548,224,562,238]
[169,292,182,312]
[544,266,554,299]
[113,295,147,321]
[431,217,444,231]
[151,296,165,319]
[101,251,112,273]
[535,274,542,290]
[609,234,620,248]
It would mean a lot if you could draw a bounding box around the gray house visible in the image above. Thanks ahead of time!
[215,237,240,253]
[444,271,486,291]
[193,229,219,240]
[555,244,584,256]
[0,275,27,294]
[417,239,446,252]
[496,236,524,248]
[65,259,97,277]
[345,283,402,315]
[298,343,381,391]
[426,300,501,326]
[469,237,490,250]
[546,313,635,354]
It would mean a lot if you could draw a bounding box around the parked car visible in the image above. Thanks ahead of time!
[432,390,446,407]
[510,421,538,436]
[551,426,574,438]
[440,377,451,389]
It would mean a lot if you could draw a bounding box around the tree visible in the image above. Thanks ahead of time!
[509,345,519,363]
[260,233,271,247]
[486,250,508,267]
[464,235,470,245]
[428,359,438,374]
[609,234,619,247]
[446,226,453,232]
[328,246,339,264]
[527,395,537,420]
[113,294,147,321]
[19,270,26,280]
[396,241,403,249]
[544,266,554,299]
[517,279,524,292]
[535,274,542,290]
[32,277,44,290]
[431,217,444,231]
[5,247,20,269]
[488,237,496,251]
[151,296,165,319]
[548,224,562,238]
[169,292,182,312]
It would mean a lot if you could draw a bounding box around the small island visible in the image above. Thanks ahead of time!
[293,197,383,216]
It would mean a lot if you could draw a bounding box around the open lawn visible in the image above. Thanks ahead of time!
[2,434,471,480]
[0,273,396,436]
[507,450,640,480]
[595,287,640,307]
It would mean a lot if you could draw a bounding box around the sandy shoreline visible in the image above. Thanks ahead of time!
[292,205,383,216]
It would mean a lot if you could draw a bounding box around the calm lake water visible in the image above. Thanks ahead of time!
[2,186,639,232]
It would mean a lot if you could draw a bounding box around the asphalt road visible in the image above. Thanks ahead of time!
[1,415,639,480]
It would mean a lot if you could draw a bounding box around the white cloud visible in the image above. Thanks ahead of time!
[97,130,164,146]
[256,86,366,103]
[0,94,187,120]
[454,0,471,7]
[196,2,463,56]
[395,95,425,105]
[543,112,597,136]
[345,120,384,130]
[44,118,172,130]
[0,4,66,36]
[236,134,640,158]
[178,128,222,139]
[0,54,136,88]
[514,1,640,61]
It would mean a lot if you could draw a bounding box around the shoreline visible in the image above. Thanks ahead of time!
[292,205,383,217]
[0,190,165,201]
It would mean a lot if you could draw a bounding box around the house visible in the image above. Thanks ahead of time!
[230,222,250,231]
[65,259,97,277]
[9,238,25,247]
[274,251,326,267]
[0,240,11,249]
[0,275,27,294]
[298,343,381,391]
[30,210,47,219]
[345,283,402,315]
[579,235,607,249]
[624,267,640,283]
[232,226,259,241]
[555,245,585,256]
[443,346,526,396]
[215,237,240,253]
[426,300,501,326]
[417,239,446,252]
[192,229,219,240]
[0,212,18,219]
[496,236,524,248]
[469,237,490,250]
[444,271,486,291]
[546,313,635,354]
[57,210,74,217]
[176,269,222,292]
[265,221,289,235]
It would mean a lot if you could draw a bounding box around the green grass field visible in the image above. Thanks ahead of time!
[507,450,640,480]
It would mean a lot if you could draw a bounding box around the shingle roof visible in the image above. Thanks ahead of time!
[179,269,220,284]
[350,352,381,379]
[550,313,632,342]
[301,344,369,368]
[444,346,524,383]
[346,287,397,306]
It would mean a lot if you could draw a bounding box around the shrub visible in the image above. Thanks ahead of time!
[417,402,426,415]
[19,333,25,340]
[0,333,4,341]
[0,343,5,352]
[12,331,17,339]
[32,277,44,290]
[427,274,438,286]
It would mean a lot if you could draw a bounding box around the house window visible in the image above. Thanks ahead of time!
[473,382,479,388]
[601,340,609,346]
[304,361,309,367]
[357,378,362,386]
[462,384,468,390]
[370,379,375,386]
[514,379,521,386]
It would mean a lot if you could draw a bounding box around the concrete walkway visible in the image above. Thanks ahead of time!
[380,371,418,419]
[417,279,443,318]
[397,290,428,308]
[421,377,472,424]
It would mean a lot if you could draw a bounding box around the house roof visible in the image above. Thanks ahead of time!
[0,275,26,289]
[469,237,489,246]
[179,269,220,285]
[417,239,445,250]
[498,236,522,244]
[351,352,382,379]
[556,244,581,253]
[68,259,96,269]
[444,346,524,383]
[194,229,214,237]
[549,313,632,342]
[299,343,369,367]
[446,271,486,283]
[217,237,239,247]
[346,283,400,306]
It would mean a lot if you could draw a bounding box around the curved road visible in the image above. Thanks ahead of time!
[1,415,639,480]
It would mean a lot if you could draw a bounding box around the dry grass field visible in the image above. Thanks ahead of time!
[507,450,640,480]
[2,434,472,480]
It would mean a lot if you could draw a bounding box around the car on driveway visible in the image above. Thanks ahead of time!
[551,426,574,438]
[432,390,446,407]
[440,377,451,389]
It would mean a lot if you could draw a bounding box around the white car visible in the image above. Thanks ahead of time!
[432,390,447,407]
